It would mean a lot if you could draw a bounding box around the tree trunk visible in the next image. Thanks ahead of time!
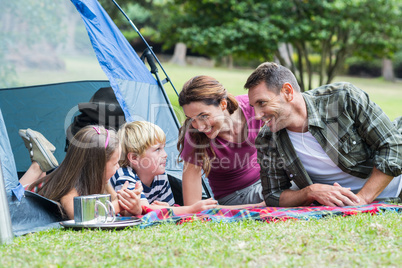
[227,55,234,69]
[277,43,293,68]
[169,43,187,66]
[295,45,305,92]
[382,58,395,81]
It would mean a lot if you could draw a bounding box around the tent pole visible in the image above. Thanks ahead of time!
[110,0,179,97]
[0,159,13,244]
[141,50,212,199]
[109,0,213,199]
[141,48,181,130]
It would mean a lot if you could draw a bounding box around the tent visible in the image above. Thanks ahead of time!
[0,0,209,239]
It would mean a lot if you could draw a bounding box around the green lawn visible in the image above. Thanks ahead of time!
[1,212,401,267]
[6,58,401,267]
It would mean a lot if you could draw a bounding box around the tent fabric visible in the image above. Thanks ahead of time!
[70,0,183,179]
[0,80,110,173]
[8,191,64,236]
[0,109,18,195]
[1,108,64,236]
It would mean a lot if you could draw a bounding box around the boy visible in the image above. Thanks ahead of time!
[111,121,217,213]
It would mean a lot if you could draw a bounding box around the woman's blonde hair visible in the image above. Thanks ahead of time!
[32,125,119,204]
[118,121,166,167]
[177,75,238,176]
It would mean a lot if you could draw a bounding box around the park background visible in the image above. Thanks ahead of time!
[1,0,401,119]
[1,0,401,267]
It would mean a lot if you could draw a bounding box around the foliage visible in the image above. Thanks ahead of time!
[281,0,402,90]
[154,0,402,91]
[393,49,402,78]
[0,29,19,88]
[97,1,402,89]
[345,57,382,77]
[0,55,19,88]
[0,0,68,88]
[292,54,325,74]
[2,0,66,47]
[98,0,159,35]
[155,0,280,61]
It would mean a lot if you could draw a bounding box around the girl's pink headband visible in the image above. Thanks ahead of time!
[93,126,109,148]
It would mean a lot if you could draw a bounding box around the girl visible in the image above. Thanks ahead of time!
[29,125,142,219]
[178,75,265,206]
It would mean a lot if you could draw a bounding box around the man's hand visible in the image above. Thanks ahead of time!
[354,193,368,206]
[307,182,360,207]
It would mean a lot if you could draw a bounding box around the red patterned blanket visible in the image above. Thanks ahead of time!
[138,202,402,228]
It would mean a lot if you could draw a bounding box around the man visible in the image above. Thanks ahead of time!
[245,62,402,207]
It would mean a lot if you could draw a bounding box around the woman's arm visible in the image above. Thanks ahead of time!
[217,200,266,209]
[150,199,218,215]
[182,161,203,206]
[60,188,79,220]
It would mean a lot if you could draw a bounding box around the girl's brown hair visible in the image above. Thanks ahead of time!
[31,125,119,204]
[177,75,238,176]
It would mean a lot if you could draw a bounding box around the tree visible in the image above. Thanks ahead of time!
[99,0,160,42]
[382,58,395,81]
[275,0,402,90]
[157,0,402,91]
[99,0,154,28]
[0,0,67,88]
[169,43,187,66]
[156,0,280,65]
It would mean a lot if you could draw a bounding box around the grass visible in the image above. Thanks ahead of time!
[16,55,108,86]
[7,57,402,267]
[16,56,402,120]
[1,212,401,267]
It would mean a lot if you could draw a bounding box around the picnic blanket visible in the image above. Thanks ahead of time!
[138,202,402,228]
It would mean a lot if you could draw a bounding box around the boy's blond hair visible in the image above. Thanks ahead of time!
[118,121,166,167]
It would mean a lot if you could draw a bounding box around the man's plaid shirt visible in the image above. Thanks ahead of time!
[255,82,402,206]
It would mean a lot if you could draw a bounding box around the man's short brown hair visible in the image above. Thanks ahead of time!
[244,62,300,93]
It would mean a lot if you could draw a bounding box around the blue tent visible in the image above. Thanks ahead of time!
[70,0,183,179]
[0,0,198,237]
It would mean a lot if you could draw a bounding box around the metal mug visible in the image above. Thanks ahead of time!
[73,194,116,224]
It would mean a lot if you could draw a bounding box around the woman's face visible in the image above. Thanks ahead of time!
[104,148,121,183]
[182,101,226,139]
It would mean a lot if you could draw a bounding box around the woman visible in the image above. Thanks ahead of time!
[177,75,264,206]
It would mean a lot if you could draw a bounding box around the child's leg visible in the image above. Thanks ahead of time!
[19,161,46,188]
